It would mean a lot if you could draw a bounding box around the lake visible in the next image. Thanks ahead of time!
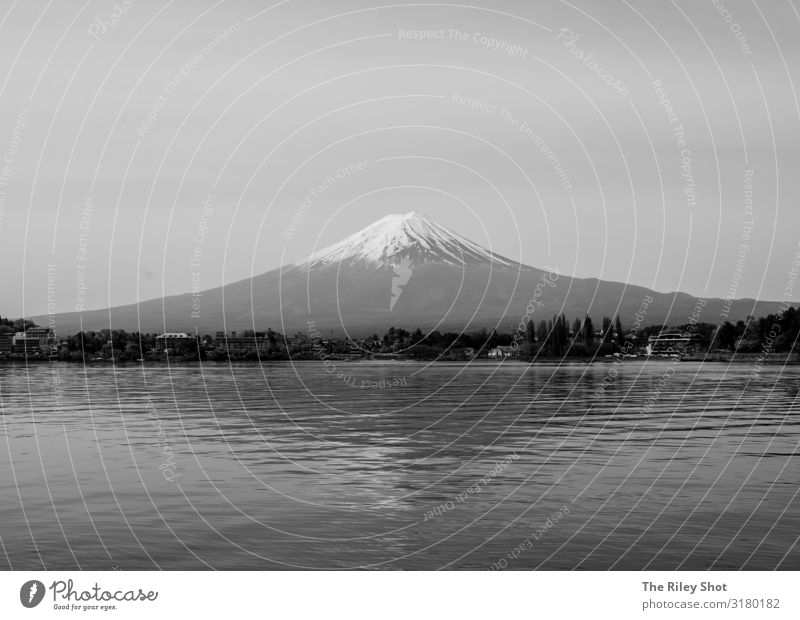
[0,360,798,569]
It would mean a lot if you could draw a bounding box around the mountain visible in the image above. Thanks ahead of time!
[38,212,787,336]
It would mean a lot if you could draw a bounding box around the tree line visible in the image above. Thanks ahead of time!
[1,306,798,361]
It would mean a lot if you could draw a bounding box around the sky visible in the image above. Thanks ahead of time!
[1,0,800,317]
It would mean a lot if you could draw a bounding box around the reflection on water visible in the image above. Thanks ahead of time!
[0,360,798,569]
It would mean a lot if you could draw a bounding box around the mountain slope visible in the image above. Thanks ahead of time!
[37,212,788,336]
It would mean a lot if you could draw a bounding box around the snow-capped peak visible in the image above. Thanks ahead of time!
[295,212,520,270]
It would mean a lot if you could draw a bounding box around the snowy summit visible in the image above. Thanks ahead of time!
[295,212,520,270]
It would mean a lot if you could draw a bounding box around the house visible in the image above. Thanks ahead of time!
[488,345,517,358]
[646,331,702,356]
[348,340,366,357]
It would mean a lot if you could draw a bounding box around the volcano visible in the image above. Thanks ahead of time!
[40,212,786,336]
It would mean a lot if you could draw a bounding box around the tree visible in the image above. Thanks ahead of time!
[425,330,443,347]
[537,320,549,355]
[600,316,613,352]
[124,341,142,360]
[602,316,612,339]
[111,329,129,352]
[615,316,624,347]
[13,318,37,331]
[560,314,570,354]
[715,321,738,351]
[583,315,594,349]
[524,320,536,356]
[551,316,559,355]
[543,314,570,357]
[396,328,409,345]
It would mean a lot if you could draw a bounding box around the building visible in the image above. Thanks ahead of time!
[154,332,193,355]
[11,328,55,356]
[214,331,271,355]
[488,345,517,358]
[646,331,702,356]
[0,332,13,355]
[348,340,366,357]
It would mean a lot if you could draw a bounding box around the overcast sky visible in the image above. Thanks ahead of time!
[2,0,800,317]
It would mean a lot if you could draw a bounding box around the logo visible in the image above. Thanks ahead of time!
[390,256,413,311]
[20,580,45,608]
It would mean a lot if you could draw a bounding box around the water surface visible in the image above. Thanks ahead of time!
[1,360,798,569]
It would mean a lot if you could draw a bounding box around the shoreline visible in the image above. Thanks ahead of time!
[1,354,797,366]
